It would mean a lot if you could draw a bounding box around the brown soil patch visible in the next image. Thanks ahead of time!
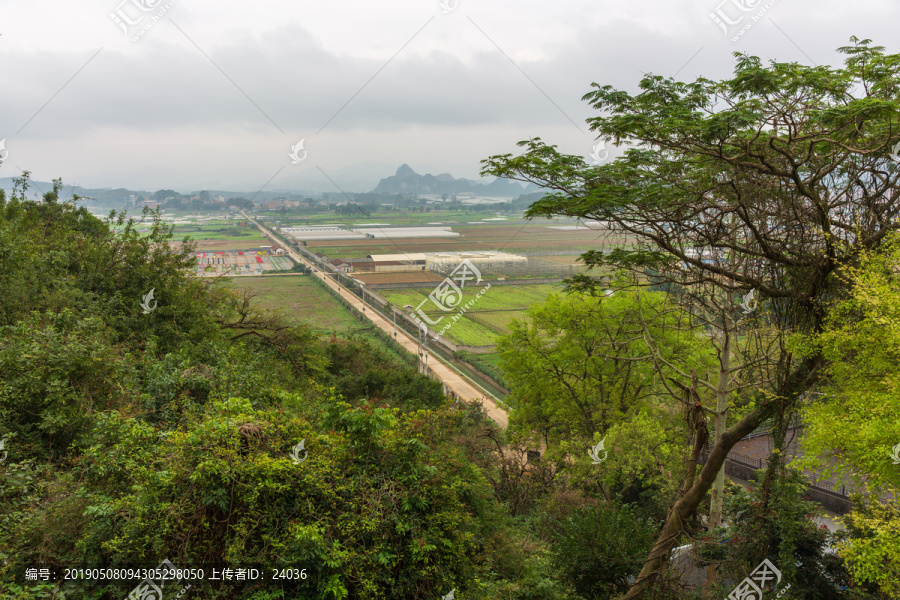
[170,240,268,251]
[304,225,633,258]
[353,272,445,285]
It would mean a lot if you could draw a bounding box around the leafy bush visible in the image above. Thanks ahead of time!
[721,467,858,599]
[541,499,656,599]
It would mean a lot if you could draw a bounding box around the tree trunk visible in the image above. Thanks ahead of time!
[618,398,774,600]
[703,324,731,598]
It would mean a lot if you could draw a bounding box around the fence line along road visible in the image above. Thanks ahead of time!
[241,212,509,429]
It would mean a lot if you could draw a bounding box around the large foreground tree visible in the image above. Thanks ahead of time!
[483,38,900,598]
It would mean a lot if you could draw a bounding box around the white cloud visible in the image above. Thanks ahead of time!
[0,0,897,191]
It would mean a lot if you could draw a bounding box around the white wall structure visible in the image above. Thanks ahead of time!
[355,227,459,239]
[426,251,528,274]
[281,226,460,242]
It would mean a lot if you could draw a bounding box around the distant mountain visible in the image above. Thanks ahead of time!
[373,164,526,197]
[0,178,314,209]
[0,178,144,207]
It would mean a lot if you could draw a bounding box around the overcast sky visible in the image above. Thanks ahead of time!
[0,0,897,194]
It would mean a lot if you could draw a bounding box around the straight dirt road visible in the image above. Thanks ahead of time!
[242,213,509,428]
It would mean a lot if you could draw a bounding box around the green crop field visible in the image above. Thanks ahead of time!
[469,310,521,332]
[231,275,360,333]
[478,352,504,369]
[380,283,563,346]
[233,275,418,364]
[173,225,267,243]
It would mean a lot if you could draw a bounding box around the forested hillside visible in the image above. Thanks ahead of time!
[0,176,553,599]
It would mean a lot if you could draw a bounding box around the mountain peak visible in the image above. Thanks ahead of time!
[395,164,416,177]
[374,165,524,197]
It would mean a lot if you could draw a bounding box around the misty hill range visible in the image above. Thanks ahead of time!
[0,164,539,208]
[374,164,539,197]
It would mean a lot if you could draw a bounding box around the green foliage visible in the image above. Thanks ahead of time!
[4,397,488,598]
[541,499,656,600]
[453,350,508,388]
[0,311,131,461]
[794,233,900,492]
[594,411,684,522]
[497,289,711,456]
[720,468,856,599]
[323,337,444,412]
[837,499,900,598]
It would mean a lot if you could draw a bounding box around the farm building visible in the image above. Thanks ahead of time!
[282,227,367,242]
[426,251,528,274]
[372,260,412,273]
[345,258,373,271]
[355,227,459,239]
[281,226,459,242]
[367,253,428,263]
[683,247,727,266]
[329,258,353,273]
[366,253,428,271]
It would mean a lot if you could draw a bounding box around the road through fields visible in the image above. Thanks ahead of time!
[242,212,509,429]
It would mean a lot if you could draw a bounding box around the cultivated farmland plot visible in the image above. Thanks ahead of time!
[380,284,563,346]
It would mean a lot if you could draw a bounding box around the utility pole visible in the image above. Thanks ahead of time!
[417,324,429,376]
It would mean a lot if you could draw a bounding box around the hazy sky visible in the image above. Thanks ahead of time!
[1,0,897,194]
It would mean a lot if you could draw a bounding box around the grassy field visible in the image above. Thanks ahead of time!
[231,275,360,333]
[229,275,422,366]
[478,352,504,369]
[379,283,563,346]
[166,220,269,250]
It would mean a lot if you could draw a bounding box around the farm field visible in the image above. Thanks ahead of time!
[231,275,360,333]
[274,211,498,228]
[539,254,588,265]
[379,283,563,346]
[298,222,623,259]
[353,272,445,285]
[160,218,270,250]
[187,239,268,251]
[477,352,504,369]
